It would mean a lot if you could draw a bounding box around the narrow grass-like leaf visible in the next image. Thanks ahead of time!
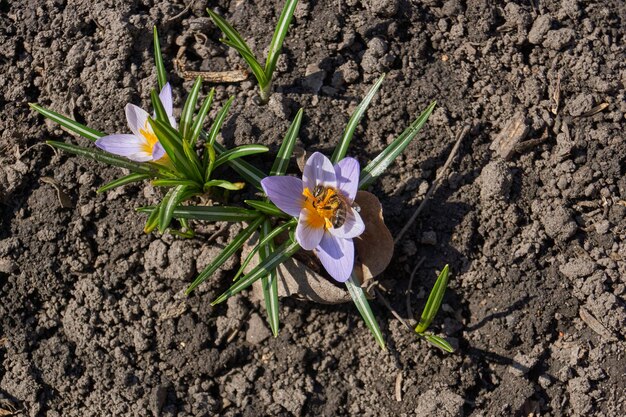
[151,89,170,125]
[259,218,280,336]
[206,96,234,147]
[189,88,215,147]
[214,144,269,168]
[144,202,161,233]
[345,273,386,350]
[153,26,167,90]
[46,141,156,174]
[158,185,188,232]
[233,219,296,281]
[205,143,216,181]
[244,200,289,218]
[204,179,245,191]
[206,8,255,57]
[270,108,303,176]
[186,216,265,294]
[213,142,266,190]
[149,118,202,182]
[359,101,436,189]
[331,74,385,164]
[30,104,103,141]
[265,0,299,79]
[97,173,151,193]
[220,39,267,86]
[423,334,455,353]
[137,205,260,222]
[211,238,300,305]
[152,179,199,188]
[180,76,203,141]
[415,264,450,334]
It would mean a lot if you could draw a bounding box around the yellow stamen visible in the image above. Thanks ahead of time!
[139,121,169,163]
[302,186,342,230]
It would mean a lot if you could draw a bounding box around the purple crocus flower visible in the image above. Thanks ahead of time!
[95,83,176,162]
[261,152,365,282]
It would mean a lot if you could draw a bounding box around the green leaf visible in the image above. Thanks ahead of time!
[186,216,265,294]
[158,185,188,232]
[220,38,267,86]
[331,74,385,164]
[415,264,450,334]
[206,8,255,57]
[180,76,203,141]
[30,103,104,142]
[137,205,260,222]
[270,108,303,176]
[244,200,289,218]
[423,334,455,353]
[153,26,167,90]
[211,238,300,305]
[151,88,170,125]
[205,96,234,147]
[359,101,436,189]
[97,172,151,193]
[46,141,156,174]
[143,201,161,233]
[205,143,216,181]
[204,179,245,191]
[151,178,199,188]
[213,144,269,168]
[345,274,386,350]
[213,142,266,191]
[233,218,296,281]
[189,88,215,147]
[259,218,280,337]
[264,0,299,79]
[149,117,202,182]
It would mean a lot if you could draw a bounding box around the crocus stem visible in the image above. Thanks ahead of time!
[259,82,272,104]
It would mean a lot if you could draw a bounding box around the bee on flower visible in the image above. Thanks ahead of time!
[261,152,365,282]
[95,83,176,162]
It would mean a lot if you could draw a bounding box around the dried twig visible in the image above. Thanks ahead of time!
[395,372,403,402]
[551,72,561,115]
[577,102,609,118]
[174,47,249,82]
[579,307,617,341]
[167,3,190,22]
[394,125,469,244]
[373,287,412,331]
[405,257,425,324]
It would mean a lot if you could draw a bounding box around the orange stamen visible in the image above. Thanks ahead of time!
[302,186,342,230]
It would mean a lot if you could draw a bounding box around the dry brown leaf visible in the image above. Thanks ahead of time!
[354,191,394,281]
[244,192,393,304]
[40,176,73,208]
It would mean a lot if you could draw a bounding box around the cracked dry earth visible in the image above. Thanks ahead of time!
[1,0,625,416]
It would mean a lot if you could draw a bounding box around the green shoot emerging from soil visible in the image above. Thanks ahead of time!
[189,74,437,350]
[30,27,268,236]
[207,0,299,104]
[416,265,454,353]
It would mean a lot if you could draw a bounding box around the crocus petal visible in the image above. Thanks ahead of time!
[296,208,325,250]
[328,206,365,239]
[95,134,152,162]
[159,83,173,115]
[316,233,354,282]
[261,176,305,217]
[334,157,360,201]
[303,152,337,191]
[125,103,151,138]
[159,83,177,128]
[152,142,166,161]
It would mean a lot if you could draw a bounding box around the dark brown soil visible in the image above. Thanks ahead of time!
[1,0,625,416]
